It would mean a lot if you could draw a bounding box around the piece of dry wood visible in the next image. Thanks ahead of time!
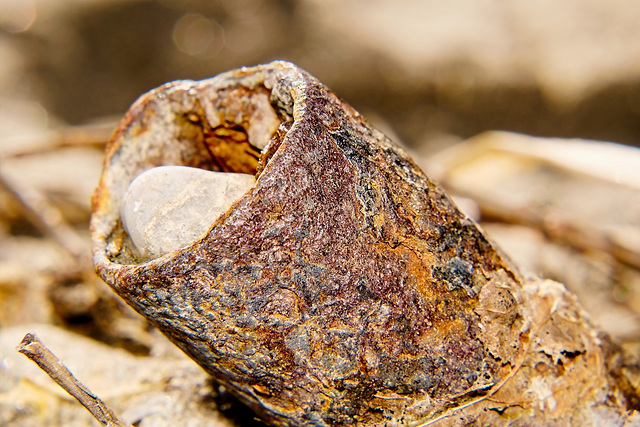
[0,121,115,158]
[17,333,133,427]
[423,132,640,270]
[0,167,91,268]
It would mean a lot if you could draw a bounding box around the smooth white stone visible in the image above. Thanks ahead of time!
[121,166,255,259]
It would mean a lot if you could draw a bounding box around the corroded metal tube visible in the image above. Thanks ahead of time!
[91,62,639,426]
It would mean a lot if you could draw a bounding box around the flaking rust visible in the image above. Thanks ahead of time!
[91,62,639,426]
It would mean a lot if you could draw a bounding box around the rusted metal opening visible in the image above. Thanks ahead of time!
[93,80,289,265]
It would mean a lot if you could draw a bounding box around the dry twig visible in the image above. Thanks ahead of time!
[17,333,133,427]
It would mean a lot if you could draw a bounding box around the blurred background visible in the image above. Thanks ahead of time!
[2,0,640,150]
[1,1,639,425]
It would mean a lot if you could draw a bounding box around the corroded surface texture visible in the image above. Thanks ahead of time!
[91,62,639,426]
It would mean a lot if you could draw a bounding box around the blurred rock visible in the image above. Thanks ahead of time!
[304,0,640,105]
[298,0,640,148]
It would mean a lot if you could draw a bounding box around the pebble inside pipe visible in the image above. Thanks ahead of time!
[121,166,255,259]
